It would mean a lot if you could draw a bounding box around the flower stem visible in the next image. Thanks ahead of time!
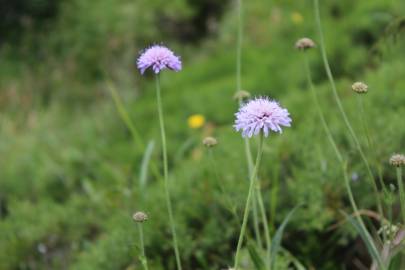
[244,127,263,249]
[313,0,383,218]
[235,0,263,250]
[303,53,342,163]
[357,96,372,149]
[137,223,149,270]
[236,0,243,92]
[256,184,271,269]
[234,134,264,270]
[244,134,271,268]
[238,95,263,250]
[396,167,405,225]
[155,75,182,270]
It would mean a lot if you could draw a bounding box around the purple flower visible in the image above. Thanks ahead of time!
[137,45,182,74]
[234,97,292,138]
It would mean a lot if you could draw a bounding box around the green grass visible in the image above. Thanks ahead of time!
[0,0,405,269]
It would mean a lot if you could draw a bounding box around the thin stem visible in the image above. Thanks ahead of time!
[357,96,372,148]
[234,134,264,270]
[155,75,182,270]
[303,53,343,163]
[137,223,149,270]
[313,0,383,217]
[396,167,405,225]
[256,184,271,269]
[357,96,386,192]
[236,0,243,92]
[244,136,263,249]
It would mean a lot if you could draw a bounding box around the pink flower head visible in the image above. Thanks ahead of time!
[234,97,292,138]
[137,45,182,75]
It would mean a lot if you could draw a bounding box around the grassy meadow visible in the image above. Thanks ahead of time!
[0,0,405,269]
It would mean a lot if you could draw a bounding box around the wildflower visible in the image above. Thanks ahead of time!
[233,90,251,101]
[132,211,148,222]
[389,154,405,167]
[295,38,316,50]
[351,82,368,94]
[291,12,304,24]
[234,97,292,138]
[137,45,182,74]
[188,114,205,129]
[202,136,218,147]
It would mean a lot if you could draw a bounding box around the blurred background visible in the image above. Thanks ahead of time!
[0,0,404,269]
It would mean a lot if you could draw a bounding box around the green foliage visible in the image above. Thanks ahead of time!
[1,0,405,269]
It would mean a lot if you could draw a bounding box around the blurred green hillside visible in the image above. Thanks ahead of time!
[1,0,405,269]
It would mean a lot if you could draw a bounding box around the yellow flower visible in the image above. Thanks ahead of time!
[187,114,205,129]
[291,12,304,24]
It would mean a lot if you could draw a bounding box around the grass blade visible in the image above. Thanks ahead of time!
[139,140,155,189]
[270,205,301,269]
[342,211,384,268]
[247,242,266,270]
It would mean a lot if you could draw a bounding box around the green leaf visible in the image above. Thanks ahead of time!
[270,205,301,269]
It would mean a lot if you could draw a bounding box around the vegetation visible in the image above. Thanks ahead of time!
[0,0,404,269]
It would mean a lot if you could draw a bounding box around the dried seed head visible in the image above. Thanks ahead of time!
[295,38,316,50]
[132,211,148,222]
[351,82,368,94]
[202,136,218,147]
[389,154,405,167]
[233,90,251,101]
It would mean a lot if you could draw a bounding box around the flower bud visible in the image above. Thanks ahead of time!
[202,137,218,147]
[389,154,405,167]
[351,82,368,94]
[132,211,148,222]
[295,38,316,50]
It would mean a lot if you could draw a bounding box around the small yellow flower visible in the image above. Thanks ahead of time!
[187,114,205,129]
[291,12,304,24]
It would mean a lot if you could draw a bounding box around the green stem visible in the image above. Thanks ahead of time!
[236,0,243,92]
[303,53,342,163]
[313,0,383,218]
[138,223,149,270]
[234,134,264,270]
[357,96,386,194]
[244,137,263,249]
[155,75,182,270]
[396,167,405,225]
[357,96,372,149]
[256,185,271,269]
